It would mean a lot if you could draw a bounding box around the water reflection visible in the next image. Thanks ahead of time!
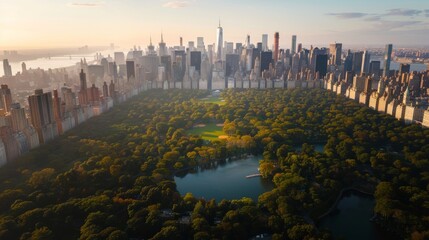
[174,155,273,202]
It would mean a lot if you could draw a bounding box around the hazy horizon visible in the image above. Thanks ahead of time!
[1,0,429,49]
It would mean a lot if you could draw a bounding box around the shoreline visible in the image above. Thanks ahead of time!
[315,187,374,221]
[173,153,257,176]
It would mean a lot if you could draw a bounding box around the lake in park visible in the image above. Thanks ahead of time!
[175,144,398,239]
[174,155,273,202]
[318,191,398,240]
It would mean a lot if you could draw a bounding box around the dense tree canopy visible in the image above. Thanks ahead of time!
[0,88,427,239]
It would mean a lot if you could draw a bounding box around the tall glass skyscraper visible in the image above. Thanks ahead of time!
[216,22,223,61]
[383,44,393,77]
[262,34,268,51]
[291,35,297,54]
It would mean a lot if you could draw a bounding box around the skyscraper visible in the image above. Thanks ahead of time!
[399,63,410,75]
[315,54,328,78]
[102,82,109,97]
[114,52,125,65]
[88,84,100,104]
[262,34,268,51]
[28,89,56,143]
[158,33,168,56]
[52,90,62,120]
[344,50,353,73]
[78,69,88,105]
[225,54,240,78]
[329,43,342,66]
[369,61,381,76]
[10,103,27,132]
[291,35,297,54]
[257,42,263,52]
[190,51,202,73]
[161,55,172,82]
[0,85,12,113]
[109,80,116,98]
[361,50,371,74]
[2,59,12,77]
[260,51,273,75]
[274,32,279,63]
[383,44,393,77]
[126,61,135,81]
[197,37,205,51]
[173,50,186,81]
[352,51,364,74]
[21,62,27,73]
[216,21,223,61]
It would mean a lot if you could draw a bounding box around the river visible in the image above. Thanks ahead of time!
[2,54,95,76]
[174,155,273,202]
[0,49,122,76]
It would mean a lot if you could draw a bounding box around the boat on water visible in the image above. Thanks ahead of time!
[246,173,262,178]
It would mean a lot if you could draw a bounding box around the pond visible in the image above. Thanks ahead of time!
[174,155,273,202]
[318,191,397,240]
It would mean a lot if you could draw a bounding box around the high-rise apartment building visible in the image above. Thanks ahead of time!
[28,89,57,143]
[10,103,27,132]
[0,85,12,113]
[28,89,54,129]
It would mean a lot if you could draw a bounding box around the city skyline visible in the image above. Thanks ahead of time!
[1,0,429,49]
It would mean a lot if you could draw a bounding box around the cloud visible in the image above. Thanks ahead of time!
[385,9,422,17]
[68,1,105,7]
[371,20,421,31]
[329,8,429,21]
[326,12,368,19]
[163,1,190,9]
[365,16,381,22]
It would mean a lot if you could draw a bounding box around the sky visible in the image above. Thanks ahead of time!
[1,0,429,50]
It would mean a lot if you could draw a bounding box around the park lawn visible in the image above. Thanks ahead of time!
[199,96,226,105]
[187,123,226,141]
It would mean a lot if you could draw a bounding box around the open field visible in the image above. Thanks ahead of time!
[186,123,226,141]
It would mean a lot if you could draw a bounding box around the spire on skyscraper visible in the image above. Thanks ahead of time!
[216,21,223,61]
